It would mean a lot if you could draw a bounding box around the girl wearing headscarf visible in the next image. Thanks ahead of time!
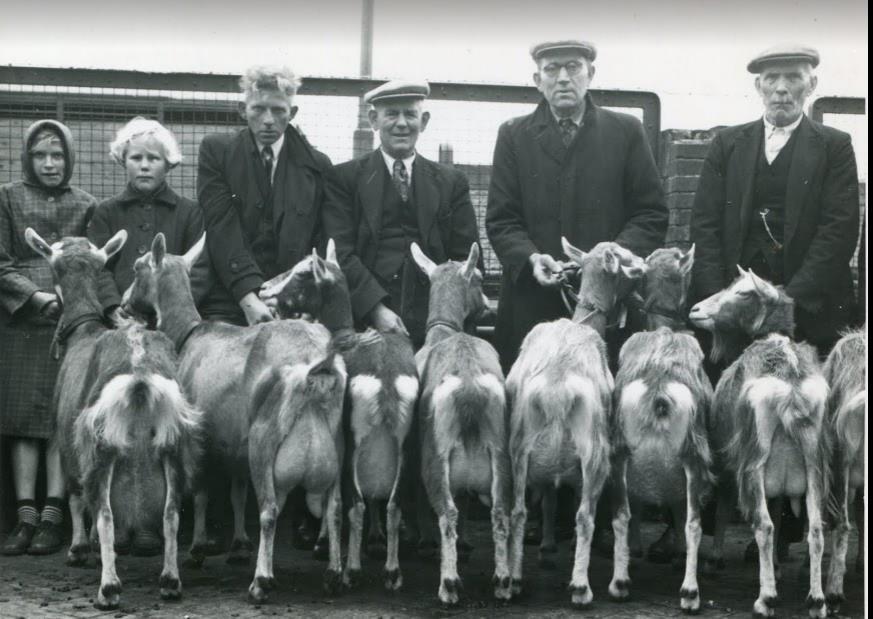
[0,120,97,555]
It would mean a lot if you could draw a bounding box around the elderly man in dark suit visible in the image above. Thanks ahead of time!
[197,65,331,326]
[486,39,667,371]
[322,80,479,347]
[690,45,861,564]
[691,45,860,354]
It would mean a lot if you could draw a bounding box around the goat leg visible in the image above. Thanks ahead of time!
[508,451,530,598]
[490,447,512,600]
[703,483,732,574]
[538,487,558,568]
[802,443,826,619]
[825,471,850,613]
[67,491,90,567]
[343,451,365,589]
[322,481,343,595]
[751,472,778,618]
[94,461,122,610]
[679,464,703,614]
[608,457,632,602]
[570,455,607,609]
[383,447,405,592]
[188,489,209,566]
[227,474,252,564]
[437,458,461,606]
[159,457,182,601]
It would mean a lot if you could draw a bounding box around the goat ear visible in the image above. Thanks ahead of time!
[150,233,166,268]
[325,238,339,267]
[603,248,620,274]
[461,243,479,280]
[620,262,646,279]
[410,242,437,278]
[748,268,778,301]
[24,228,53,260]
[736,264,748,277]
[679,244,695,276]
[98,229,128,264]
[561,236,586,266]
[182,233,206,273]
[311,248,328,285]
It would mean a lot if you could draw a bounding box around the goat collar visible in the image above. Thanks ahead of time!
[426,318,463,334]
[51,311,107,359]
[628,293,688,330]
[174,320,202,354]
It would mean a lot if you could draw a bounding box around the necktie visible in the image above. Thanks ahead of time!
[558,118,578,147]
[765,127,788,164]
[261,146,274,185]
[393,158,409,202]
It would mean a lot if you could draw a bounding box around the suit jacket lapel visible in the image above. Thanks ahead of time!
[737,121,763,246]
[233,131,265,212]
[272,143,287,230]
[412,156,440,247]
[784,117,822,248]
[360,150,386,237]
[531,101,566,165]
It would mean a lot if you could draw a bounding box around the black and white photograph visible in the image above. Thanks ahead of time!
[0,0,866,616]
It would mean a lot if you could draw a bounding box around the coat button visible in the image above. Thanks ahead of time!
[143,203,153,211]
[230,260,239,271]
[47,196,55,202]
[137,244,147,255]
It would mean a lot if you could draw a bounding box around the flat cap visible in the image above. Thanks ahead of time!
[747,45,820,73]
[530,39,597,62]
[364,80,430,105]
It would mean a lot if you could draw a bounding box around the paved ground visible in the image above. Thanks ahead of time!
[0,518,864,618]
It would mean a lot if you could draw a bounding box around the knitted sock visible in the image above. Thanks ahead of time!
[40,497,64,525]
[17,499,39,527]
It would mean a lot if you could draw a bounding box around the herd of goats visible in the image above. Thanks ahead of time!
[19,226,865,617]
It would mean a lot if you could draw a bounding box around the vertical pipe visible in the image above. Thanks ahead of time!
[353,0,375,158]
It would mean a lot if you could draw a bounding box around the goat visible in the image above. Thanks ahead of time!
[259,239,418,591]
[409,241,512,605]
[125,233,262,566]
[689,266,830,619]
[823,328,866,614]
[612,245,714,613]
[25,228,201,610]
[505,239,645,608]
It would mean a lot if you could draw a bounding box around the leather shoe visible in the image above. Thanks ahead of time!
[1,522,36,556]
[28,521,64,555]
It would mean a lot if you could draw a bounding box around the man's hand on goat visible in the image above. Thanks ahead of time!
[240,292,274,325]
[529,252,562,287]
[368,302,409,336]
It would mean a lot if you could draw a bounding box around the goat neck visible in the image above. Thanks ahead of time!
[317,277,356,341]
[571,292,611,337]
[54,266,107,346]
[423,278,468,347]
[155,261,202,352]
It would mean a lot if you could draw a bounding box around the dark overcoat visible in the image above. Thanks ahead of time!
[690,116,860,348]
[322,150,478,344]
[485,96,667,367]
[197,126,331,322]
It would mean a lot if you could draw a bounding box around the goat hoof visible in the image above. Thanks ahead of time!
[569,583,593,609]
[679,587,700,614]
[247,580,270,604]
[66,544,90,567]
[383,568,402,592]
[608,578,631,601]
[95,581,121,610]
[825,592,843,615]
[439,577,462,606]
[342,568,362,589]
[510,578,524,597]
[226,538,253,565]
[323,569,343,596]
[806,594,826,618]
[159,574,182,600]
[312,537,329,562]
[492,574,512,601]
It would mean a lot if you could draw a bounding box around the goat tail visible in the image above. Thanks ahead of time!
[433,373,504,451]
[304,351,345,396]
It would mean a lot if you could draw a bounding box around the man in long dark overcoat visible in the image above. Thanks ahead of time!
[486,39,667,370]
[691,45,860,354]
[197,65,331,326]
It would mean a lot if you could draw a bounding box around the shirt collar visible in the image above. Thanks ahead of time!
[118,182,176,207]
[763,114,803,137]
[380,148,416,179]
[551,106,585,127]
[251,131,285,160]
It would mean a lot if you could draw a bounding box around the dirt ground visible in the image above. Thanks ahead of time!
[0,514,865,619]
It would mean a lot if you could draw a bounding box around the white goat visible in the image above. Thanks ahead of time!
[410,241,512,606]
[260,240,418,591]
[506,239,645,608]
[26,229,201,610]
[823,328,866,614]
[612,246,714,613]
[689,266,830,619]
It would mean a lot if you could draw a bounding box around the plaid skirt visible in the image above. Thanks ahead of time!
[0,316,59,440]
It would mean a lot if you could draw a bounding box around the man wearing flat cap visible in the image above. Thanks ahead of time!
[322,79,479,346]
[486,39,667,371]
[691,45,861,353]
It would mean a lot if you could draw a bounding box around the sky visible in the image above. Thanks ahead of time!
[1,0,868,168]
